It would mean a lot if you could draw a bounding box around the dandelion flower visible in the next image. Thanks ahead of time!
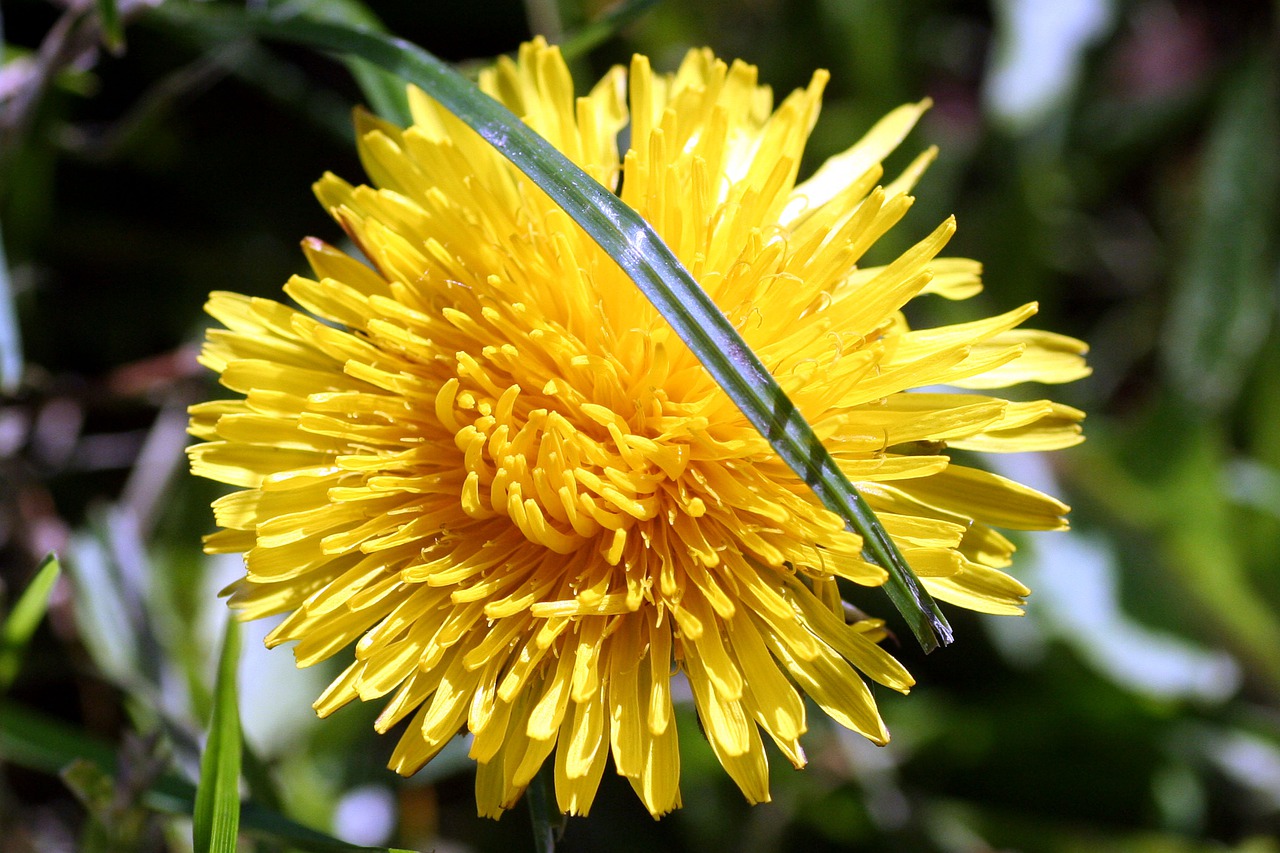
[188,39,1088,818]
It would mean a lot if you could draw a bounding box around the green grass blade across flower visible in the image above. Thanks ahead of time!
[157,2,951,651]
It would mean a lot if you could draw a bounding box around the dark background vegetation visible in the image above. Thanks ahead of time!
[2,0,1279,851]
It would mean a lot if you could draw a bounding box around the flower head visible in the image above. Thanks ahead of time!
[189,39,1087,817]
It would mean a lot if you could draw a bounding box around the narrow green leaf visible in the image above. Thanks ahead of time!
[0,553,61,691]
[0,699,415,852]
[194,619,243,853]
[156,5,951,650]
[96,0,124,52]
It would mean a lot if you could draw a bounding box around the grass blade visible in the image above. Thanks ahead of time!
[194,619,243,853]
[0,553,61,691]
[155,4,951,650]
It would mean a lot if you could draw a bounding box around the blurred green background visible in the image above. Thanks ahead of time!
[2,0,1279,850]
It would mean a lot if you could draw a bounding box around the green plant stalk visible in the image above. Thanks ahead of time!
[154,4,951,650]
[527,763,561,853]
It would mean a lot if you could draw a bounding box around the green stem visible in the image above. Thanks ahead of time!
[527,763,559,853]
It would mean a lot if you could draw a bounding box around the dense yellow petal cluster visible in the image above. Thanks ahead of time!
[188,39,1087,817]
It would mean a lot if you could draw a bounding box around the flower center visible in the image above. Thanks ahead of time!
[433,300,710,575]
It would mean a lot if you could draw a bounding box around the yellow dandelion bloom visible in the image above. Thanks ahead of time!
[188,39,1087,818]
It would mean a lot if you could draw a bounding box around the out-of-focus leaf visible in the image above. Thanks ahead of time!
[558,0,660,60]
[148,0,409,130]
[152,34,355,140]
[1163,49,1280,412]
[1076,403,1280,697]
[819,0,906,114]
[63,759,128,853]
[0,699,417,853]
[282,0,412,125]
[931,795,1280,853]
[96,0,125,52]
[523,0,565,42]
[239,740,286,822]
[153,3,952,650]
[63,744,164,852]
[63,514,219,776]
[0,701,119,782]
[63,517,162,695]
[193,619,242,853]
[1224,458,1280,520]
[0,553,60,691]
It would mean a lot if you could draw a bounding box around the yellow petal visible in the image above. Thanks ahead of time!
[951,329,1091,388]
